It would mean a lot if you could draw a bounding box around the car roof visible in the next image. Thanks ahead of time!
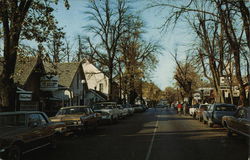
[60,106,90,109]
[214,103,236,106]
[0,111,44,116]
[95,101,117,104]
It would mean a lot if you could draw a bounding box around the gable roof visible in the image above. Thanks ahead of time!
[0,56,42,86]
[89,89,107,100]
[44,62,82,88]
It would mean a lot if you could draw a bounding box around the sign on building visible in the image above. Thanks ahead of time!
[220,77,231,90]
[17,90,32,101]
[40,75,58,91]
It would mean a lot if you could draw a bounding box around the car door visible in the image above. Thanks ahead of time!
[227,110,240,130]
[85,108,94,126]
[112,104,119,118]
[26,113,52,148]
[205,105,213,120]
[88,108,98,125]
[237,109,249,136]
[26,113,45,149]
[37,113,54,146]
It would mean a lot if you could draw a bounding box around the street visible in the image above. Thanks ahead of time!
[25,108,248,160]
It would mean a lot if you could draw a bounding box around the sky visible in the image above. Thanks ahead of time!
[53,0,193,90]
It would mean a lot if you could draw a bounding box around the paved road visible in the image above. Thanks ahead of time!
[25,108,249,160]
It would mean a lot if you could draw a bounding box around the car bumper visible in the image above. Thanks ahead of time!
[101,115,112,120]
[66,124,84,131]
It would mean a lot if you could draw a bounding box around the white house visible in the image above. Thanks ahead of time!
[82,60,109,95]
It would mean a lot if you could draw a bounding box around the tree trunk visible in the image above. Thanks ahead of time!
[108,65,113,101]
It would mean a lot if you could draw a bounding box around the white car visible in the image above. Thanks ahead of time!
[92,102,120,123]
[123,104,134,115]
[118,105,129,118]
[189,104,199,118]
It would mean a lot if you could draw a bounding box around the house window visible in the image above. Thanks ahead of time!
[99,83,103,92]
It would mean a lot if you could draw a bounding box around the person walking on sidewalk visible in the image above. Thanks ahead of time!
[177,103,182,115]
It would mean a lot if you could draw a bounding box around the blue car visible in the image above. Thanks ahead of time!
[203,103,237,127]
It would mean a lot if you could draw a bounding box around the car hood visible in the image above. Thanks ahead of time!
[0,126,27,138]
[50,114,84,122]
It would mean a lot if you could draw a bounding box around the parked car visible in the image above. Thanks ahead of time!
[122,104,134,116]
[203,103,237,127]
[133,104,144,113]
[189,104,199,118]
[196,104,210,121]
[222,107,250,137]
[50,106,101,133]
[92,102,120,124]
[117,104,129,118]
[0,111,60,160]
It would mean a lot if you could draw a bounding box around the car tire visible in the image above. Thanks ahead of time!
[208,118,214,128]
[8,145,21,160]
[193,113,196,119]
[203,120,207,124]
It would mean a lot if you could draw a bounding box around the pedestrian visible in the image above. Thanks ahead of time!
[177,103,182,115]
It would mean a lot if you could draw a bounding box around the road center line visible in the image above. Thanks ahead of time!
[145,118,159,160]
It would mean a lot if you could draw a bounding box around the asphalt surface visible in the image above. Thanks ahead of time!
[25,108,249,160]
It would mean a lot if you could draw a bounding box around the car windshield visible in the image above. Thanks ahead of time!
[57,107,87,115]
[215,105,236,111]
[0,114,26,126]
[200,105,209,109]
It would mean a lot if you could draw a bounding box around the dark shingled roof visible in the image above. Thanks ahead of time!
[0,56,40,86]
[44,62,82,87]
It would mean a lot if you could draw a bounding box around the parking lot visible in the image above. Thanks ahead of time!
[23,108,249,160]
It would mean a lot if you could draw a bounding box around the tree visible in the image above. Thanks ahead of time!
[164,87,178,105]
[0,0,69,110]
[84,0,130,100]
[142,81,163,107]
[172,53,203,104]
[148,0,250,105]
[46,27,66,63]
[118,15,160,104]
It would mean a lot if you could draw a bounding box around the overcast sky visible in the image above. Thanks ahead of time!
[53,0,193,90]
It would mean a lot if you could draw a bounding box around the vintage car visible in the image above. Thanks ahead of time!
[117,104,129,119]
[203,103,237,127]
[0,111,59,160]
[92,102,120,124]
[132,104,144,113]
[50,106,101,133]
[222,107,250,137]
[122,104,134,116]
